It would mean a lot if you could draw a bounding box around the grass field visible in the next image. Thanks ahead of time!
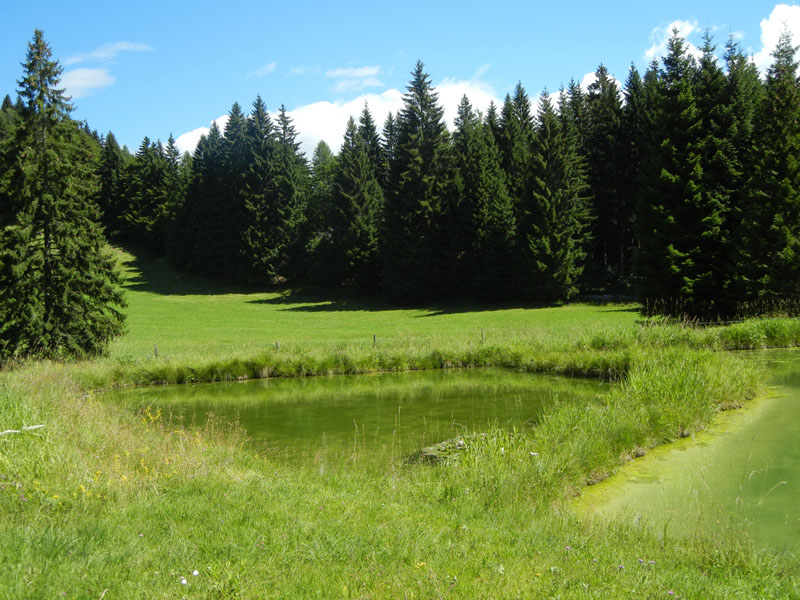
[1,247,799,598]
[110,247,641,361]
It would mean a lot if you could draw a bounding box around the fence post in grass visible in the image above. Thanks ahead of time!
[481,328,485,344]
[276,341,279,351]
[373,334,377,348]
[154,343,158,358]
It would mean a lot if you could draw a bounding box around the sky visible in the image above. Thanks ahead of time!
[2,1,800,156]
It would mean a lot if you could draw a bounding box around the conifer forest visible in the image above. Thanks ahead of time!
[3,28,800,358]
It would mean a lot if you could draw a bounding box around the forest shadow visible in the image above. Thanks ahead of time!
[119,244,257,296]
[249,289,539,315]
[118,244,640,314]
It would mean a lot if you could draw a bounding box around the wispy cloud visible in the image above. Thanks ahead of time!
[326,66,380,79]
[247,62,277,79]
[326,65,383,93]
[752,4,800,73]
[61,68,115,99]
[290,65,321,76]
[64,41,153,66]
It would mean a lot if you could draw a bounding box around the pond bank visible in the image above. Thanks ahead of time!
[575,349,800,552]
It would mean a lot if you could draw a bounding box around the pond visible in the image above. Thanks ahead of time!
[111,368,607,461]
[576,348,800,552]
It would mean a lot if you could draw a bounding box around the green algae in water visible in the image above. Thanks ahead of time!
[577,349,800,552]
[110,368,606,462]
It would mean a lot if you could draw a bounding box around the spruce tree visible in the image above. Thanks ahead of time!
[184,121,226,274]
[750,29,800,302]
[329,117,383,290]
[497,85,533,210]
[724,39,766,308]
[689,31,738,316]
[584,64,628,289]
[357,103,386,182]
[619,64,655,291]
[381,112,398,190]
[635,30,703,314]
[0,30,125,359]
[240,95,276,282]
[451,95,516,298]
[566,79,589,149]
[517,91,589,303]
[95,131,128,236]
[382,61,452,301]
[308,140,337,240]
[271,105,309,281]
[123,136,169,252]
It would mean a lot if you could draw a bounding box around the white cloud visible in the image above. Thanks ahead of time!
[291,74,501,152]
[325,65,384,93]
[645,19,702,62]
[247,62,277,79]
[64,41,153,66]
[288,89,403,153]
[579,70,623,93]
[175,114,229,154]
[435,77,502,127]
[61,68,115,99]
[752,4,800,73]
[176,69,502,155]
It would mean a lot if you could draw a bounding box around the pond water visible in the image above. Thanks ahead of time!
[112,368,606,461]
[576,349,800,552]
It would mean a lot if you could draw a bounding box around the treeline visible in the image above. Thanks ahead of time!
[3,29,800,319]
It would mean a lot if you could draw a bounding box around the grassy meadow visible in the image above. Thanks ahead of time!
[1,247,799,598]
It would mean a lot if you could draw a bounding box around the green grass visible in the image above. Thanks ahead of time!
[1,246,798,598]
[110,247,641,361]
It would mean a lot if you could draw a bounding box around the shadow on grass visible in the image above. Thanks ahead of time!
[118,244,263,296]
[250,289,544,315]
[117,244,641,315]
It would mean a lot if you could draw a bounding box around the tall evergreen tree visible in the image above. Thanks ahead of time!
[687,31,739,315]
[0,30,125,359]
[382,61,452,301]
[328,117,383,290]
[308,140,337,239]
[635,30,703,313]
[497,84,533,209]
[566,78,589,149]
[584,64,628,289]
[725,38,766,307]
[270,105,309,281]
[357,103,386,182]
[451,95,516,298]
[381,112,398,190]
[123,136,169,252]
[184,121,226,274]
[517,91,590,302]
[240,95,276,282]
[484,101,501,144]
[749,29,800,302]
[95,131,128,236]
[619,64,656,292]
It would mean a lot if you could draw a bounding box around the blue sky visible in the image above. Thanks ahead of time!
[2,1,799,155]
